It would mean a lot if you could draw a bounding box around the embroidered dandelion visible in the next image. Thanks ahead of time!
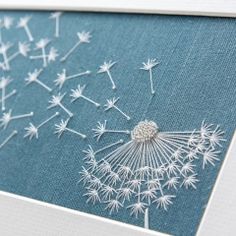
[16,16,34,42]
[104,97,131,120]
[70,84,100,107]
[92,120,130,141]
[0,130,17,150]
[0,76,12,111]
[0,42,12,70]
[98,61,117,90]
[60,31,91,62]
[0,109,33,129]
[55,118,86,139]
[81,120,225,229]
[54,69,91,89]
[140,58,160,95]
[24,112,59,140]
[30,39,57,67]
[0,16,14,43]
[48,93,73,117]
[49,12,62,38]
[25,69,52,92]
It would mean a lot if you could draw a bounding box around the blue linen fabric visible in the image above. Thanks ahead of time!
[0,10,235,236]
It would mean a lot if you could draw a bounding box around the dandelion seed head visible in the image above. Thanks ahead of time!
[77,31,91,43]
[24,123,38,139]
[25,69,41,84]
[0,77,11,89]
[131,120,158,142]
[140,58,159,70]
[70,85,85,100]
[0,110,12,127]
[98,61,116,73]
[2,16,14,29]
[54,119,68,137]
[0,42,12,54]
[47,47,58,62]
[36,38,50,49]
[49,12,62,19]
[154,195,175,211]
[17,16,31,28]
[18,42,30,56]
[48,93,65,108]
[104,97,119,110]
[127,202,147,217]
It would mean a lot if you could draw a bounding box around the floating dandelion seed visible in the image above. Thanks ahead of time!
[49,12,62,38]
[0,109,33,129]
[30,38,52,67]
[140,58,160,95]
[70,84,100,107]
[0,130,17,150]
[0,42,12,70]
[0,77,12,111]
[81,120,225,229]
[25,68,52,92]
[16,16,34,42]
[92,120,130,141]
[54,69,91,89]
[60,31,91,62]
[55,118,86,139]
[98,61,117,90]
[48,93,73,117]
[0,16,14,43]
[104,97,131,120]
[24,112,59,140]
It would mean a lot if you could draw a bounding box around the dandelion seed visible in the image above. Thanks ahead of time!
[17,16,34,42]
[0,130,17,149]
[0,109,33,129]
[140,58,159,95]
[98,61,117,90]
[55,118,86,139]
[105,199,122,214]
[24,112,59,140]
[101,186,117,200]
[0,76,12,111]
[92,120,130,141]
[0,16,14,43]
[104,97,131,120]
[79,167,92,185]
[181,174,199,189]
[70,84,100,107]
[49,12,62,38]
[127,202,147,218]
[25,69,52,92]
[60,31,91,62]
[0,42,12,70]
[81,119,224,228]
[55,69,91,89]
[84,189,100,204]
[154,195,175,211]
[48,93,73,117]
[202,148,220,169]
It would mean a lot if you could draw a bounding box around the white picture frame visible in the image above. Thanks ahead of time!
[0,1,235,235]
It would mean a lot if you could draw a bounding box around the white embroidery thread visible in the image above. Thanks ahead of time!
[0,16,14,43]
[0,77,12,111]
[49,12,62,38]
[0,130,17,149]
[16,16,34,42]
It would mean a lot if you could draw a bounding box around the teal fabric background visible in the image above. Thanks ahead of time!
[0,10,235,236]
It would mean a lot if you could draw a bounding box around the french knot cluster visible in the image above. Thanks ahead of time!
[131,120,158,142]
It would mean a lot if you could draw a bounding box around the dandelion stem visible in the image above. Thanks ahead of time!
[149,69,155,95]
[55,17,60,37]
[37,112,59,129]
[113,105,130,120]
[107,70,116,90]
[65,127,86,139]
[2,51,10,71]
[95,139,124,155]
[11,112,33,120]
[0,130,17,149]
[106,129,130,134]
[1,86,5,111]
[59,103,73,117]
[60,41,81,62]
[35,79,52,92]
[42,47,47,67]
[81,95,100,107]
[67,71,90,80]
[8,51,19,62]
[0,89,16,103]
[144,208,149,229]
[24,25,34,42]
